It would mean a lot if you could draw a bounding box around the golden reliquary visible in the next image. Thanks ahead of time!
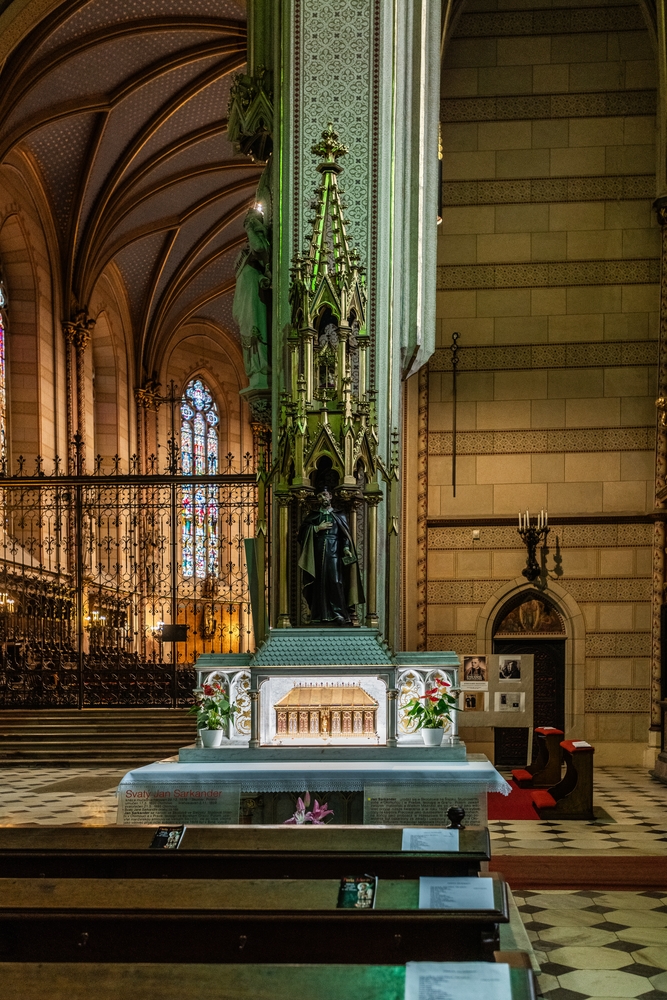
[274,684,378,738]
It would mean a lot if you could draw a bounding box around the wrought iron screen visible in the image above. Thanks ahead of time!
[0,454,262,708]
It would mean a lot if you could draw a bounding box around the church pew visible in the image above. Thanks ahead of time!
[0,962,536,1000]
[0,875,509,964]
[531,741,595,821]
[511,727,563,788]
[0,824,490,879]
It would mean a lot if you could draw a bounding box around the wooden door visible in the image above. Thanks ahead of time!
[493,639,565,733]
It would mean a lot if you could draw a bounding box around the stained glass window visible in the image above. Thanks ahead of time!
[180,378,219,579]
[0,271,7,469]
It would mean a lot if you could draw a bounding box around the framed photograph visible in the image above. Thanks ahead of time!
[462,692,485,713]
[494,692,524,713]
[461,655,488,691]
[463,655,487,682]
[498,656,521,681]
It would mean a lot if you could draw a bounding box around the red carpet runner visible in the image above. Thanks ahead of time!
[487,779,539,820]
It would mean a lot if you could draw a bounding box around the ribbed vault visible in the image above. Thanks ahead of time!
[0,0,261,379]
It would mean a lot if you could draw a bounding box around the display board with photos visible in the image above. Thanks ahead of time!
[456,654,533,731]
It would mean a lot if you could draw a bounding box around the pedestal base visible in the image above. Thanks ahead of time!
[117,755,509,826]
[179,744,467,763]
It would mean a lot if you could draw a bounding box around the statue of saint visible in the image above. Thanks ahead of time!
[297,489,364,626]
[233,206,270,388]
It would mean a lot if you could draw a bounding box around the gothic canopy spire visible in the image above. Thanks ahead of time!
[292,124,365,324]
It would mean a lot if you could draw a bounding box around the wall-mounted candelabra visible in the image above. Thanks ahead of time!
[0,592,15,614]
[517,509,549,582]
[84,610,107,630]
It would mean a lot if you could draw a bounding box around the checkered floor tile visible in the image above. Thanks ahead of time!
[489,766,667,856]
[515,889,667,999]
[0,766,121,825]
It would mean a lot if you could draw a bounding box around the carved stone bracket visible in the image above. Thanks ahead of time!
[227,67,273,163]
[135,379,162,411]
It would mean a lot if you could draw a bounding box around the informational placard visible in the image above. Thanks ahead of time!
[118,782,240,825]
[363,785,486,827]
[458,654,533,736]
[418,877,495,911]
[405,962,511,1000]
[401,828,459,852]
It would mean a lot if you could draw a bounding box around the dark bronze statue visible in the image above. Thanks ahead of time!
[297,489,364,626]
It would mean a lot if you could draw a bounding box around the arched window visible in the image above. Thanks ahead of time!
[180,377,219,579]
[0,269,7,469]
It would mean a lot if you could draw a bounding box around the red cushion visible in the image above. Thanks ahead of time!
[531,790,556,810]
[534,727,563,736]
[512,769,534,786]
[560,740,594,753]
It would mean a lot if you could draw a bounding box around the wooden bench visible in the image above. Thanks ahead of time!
[0,961,536,1000]
[511,728,563,788]
[0,824,490,880]
[531,741,595,821]
[0,875,509,963]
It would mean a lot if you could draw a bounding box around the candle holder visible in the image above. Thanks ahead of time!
[517,510,549,583]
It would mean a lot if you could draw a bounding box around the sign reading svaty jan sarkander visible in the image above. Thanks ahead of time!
[118,782,241,825]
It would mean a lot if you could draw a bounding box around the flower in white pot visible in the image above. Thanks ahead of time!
[189,682,237,748]
[404,677,458,747]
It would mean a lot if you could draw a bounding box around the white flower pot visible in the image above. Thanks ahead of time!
[200,728,224,748]
[421,727,444,747]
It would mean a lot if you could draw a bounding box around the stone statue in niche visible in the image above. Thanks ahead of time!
[297,488,364,626]
[233,206,271,388]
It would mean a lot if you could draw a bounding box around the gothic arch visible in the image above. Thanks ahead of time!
[475,578,586,738]
[161,320,251,465]
[0,211,39,466]
[89,265,135,469]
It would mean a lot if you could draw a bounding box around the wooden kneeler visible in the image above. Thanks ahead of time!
[531,741,595,821]
[512,727,563,788]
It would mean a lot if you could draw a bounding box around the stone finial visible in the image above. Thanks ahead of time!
[312,123,348,162]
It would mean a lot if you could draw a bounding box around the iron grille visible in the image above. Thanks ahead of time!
[0,454,264,708]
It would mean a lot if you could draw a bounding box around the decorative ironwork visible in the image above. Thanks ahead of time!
[517,510,549,583]
[0,453,262,708]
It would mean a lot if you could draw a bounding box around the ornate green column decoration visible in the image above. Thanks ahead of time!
[227,0,274,162]
[272,125,381,629]
[271,1,441,643]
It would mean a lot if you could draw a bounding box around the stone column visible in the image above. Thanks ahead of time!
[62,322,76,474]
[275,492,292,628]
[652,201,667,747]
[73,325,91,472]
[416,364,429,651]
[63,310,94,473]
[364,492,381,628]
[272,0,441,640]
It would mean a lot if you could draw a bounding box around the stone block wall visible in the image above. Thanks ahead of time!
[428,0,660,764]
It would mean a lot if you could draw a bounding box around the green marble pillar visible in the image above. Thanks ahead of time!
[249,1,440,645]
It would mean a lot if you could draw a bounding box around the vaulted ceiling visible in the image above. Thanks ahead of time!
[0,0,262,376]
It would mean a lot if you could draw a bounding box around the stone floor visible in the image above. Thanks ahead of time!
[0,766,121,826]
[491,766,667,856]
[0,764,666,997]
[517,888,667,1000]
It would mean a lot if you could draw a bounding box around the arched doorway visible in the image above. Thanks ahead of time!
[492,591,566,751]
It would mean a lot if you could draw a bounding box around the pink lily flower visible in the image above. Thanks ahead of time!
[309,799,334,824]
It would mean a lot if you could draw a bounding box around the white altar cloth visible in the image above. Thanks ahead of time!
[117,758,510,797]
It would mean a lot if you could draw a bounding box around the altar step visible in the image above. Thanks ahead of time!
[0,709,196,766]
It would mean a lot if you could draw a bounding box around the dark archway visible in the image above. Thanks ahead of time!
[492,590,566,763]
